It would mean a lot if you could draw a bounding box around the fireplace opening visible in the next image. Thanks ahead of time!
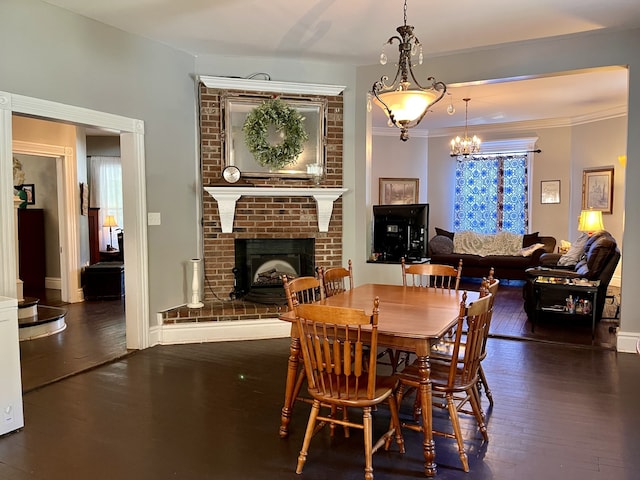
[234,238,315,304]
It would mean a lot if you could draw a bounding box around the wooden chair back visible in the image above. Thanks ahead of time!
[282,275,324,310]
[320,259,353,297]
[443,292,492,389]
[401,258,462,290]
[479,275,499,358]
[295,298,380,401]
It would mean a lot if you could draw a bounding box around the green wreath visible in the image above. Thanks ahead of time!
[242,98,309,169]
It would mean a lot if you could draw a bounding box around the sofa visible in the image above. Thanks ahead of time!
[428,228,556,280]
[523,230,620,323]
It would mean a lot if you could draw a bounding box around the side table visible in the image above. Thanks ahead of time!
[533,277,600,341]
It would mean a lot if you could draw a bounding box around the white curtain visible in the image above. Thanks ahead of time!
[89,156,123,251]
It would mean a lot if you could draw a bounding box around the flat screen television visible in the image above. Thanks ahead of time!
[373,203,429,262]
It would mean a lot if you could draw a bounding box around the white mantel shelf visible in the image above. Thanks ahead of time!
[204,186,348,233]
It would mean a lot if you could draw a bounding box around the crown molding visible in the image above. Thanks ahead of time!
[197,75,345,96]
[427,105,628,138]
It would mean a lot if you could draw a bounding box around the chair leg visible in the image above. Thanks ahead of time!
[363,407,374,480]
[478,364,493,406]
[446,393,469,473]
[468,386,489,442]
[296,400,320,474]
[291,368,306,407]
[387,394,405,453]
[342,405,350,438]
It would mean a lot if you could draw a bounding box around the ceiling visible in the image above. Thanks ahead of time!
[45,0,637,134]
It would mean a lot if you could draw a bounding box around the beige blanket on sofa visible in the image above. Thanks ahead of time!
[453,231,523,257]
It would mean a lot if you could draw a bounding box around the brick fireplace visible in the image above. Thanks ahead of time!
[198,78,345,303]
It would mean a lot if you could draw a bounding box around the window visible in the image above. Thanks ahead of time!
[453,154,529,234]
[89,156,123,250]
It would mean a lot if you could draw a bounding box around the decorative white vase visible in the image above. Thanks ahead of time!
[187,258,204,308]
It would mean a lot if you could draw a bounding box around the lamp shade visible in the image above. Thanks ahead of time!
[373,90,439,124]
[103,215,118,228]
[578,209,604,234]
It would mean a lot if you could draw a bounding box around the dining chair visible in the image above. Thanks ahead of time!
[320,259,353,297]
[283,275,324,310]
[396,291,492,473]
[294,297,405,480]
[282,275,325,414]
[431,271,500,407]
[401,257,463,289]
[381,258,464,373]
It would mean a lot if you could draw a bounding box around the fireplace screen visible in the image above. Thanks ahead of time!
[234,238,315,304]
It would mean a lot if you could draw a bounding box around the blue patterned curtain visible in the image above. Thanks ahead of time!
[454,154,528,234]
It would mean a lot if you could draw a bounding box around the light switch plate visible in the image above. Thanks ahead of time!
[148,212,161,225]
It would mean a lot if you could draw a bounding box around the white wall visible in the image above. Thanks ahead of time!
[1,0,198,316]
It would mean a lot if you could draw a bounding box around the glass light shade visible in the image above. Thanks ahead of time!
[374,90,438,123]
[103,215,118,228]
[578,209,604,234]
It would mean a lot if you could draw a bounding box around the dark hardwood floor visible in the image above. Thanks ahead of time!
[1,336,638,480]
[18,289,127,393]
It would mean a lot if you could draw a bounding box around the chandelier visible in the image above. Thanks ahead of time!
[369,0,446,141]
[450,98,481,157]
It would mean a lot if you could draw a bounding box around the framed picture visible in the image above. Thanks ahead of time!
[222,95,326,179]
[22,184,35,205]
[540,180,560,204]
[379,178,419,205]
[582,167,614,214]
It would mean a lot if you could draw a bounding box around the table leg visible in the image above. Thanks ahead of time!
[416,353,437,476]
[279,331,300,438]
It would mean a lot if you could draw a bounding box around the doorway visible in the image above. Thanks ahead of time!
[0,90,150,352]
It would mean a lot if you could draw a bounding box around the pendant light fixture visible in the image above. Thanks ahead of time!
[369,0,446,141]
[450,98,481,157]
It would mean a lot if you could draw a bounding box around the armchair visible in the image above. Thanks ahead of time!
[523,231,620,323]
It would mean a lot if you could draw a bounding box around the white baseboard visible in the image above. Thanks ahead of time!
[616,330,639,353]
[45,277,61,290]
[150,318,291,346]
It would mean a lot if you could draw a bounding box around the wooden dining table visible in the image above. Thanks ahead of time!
[278,283,479,477]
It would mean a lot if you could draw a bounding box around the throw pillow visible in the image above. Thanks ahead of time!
[435,227,455,240]
[522,232,540,247]
[557,232,590,266]
[520,242,545,257]
[429,235,454,255]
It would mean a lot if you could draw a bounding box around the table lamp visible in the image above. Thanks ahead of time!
[103,215,118,251]
[578,209,604,236]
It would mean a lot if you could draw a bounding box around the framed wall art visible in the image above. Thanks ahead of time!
[21,184,35,205]
[582,167,614,214]
[379,178,419,205]
[540,180,560,204]
[222,95,326,179]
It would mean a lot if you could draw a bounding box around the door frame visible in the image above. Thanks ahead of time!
[0,90,149,350]
[12,142,75,302]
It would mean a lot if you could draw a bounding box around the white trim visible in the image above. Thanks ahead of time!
[44,277,62,290]
[0,90,148,350]
[197,75,345,96]
[204,186,348,233]
[154,318,291,345]
[427,106,627,138]
[0,93,17,299]
[13,141,80,302]
[616,331,640,353]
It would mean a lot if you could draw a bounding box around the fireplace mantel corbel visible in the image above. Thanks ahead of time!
[204,187,348,233]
